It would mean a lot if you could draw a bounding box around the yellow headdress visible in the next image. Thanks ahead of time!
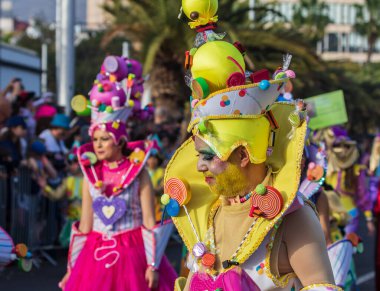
[165,0,307,274]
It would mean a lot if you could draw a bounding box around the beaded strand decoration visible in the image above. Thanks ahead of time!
[222,217,258,269]
[239,192,253,203]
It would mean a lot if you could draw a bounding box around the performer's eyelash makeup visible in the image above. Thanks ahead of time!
[196,150,215,161]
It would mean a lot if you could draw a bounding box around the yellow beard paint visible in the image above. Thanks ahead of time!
[207,163,250,197]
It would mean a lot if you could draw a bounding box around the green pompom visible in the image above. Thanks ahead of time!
[161,194,170,206]
[255,184,267,195]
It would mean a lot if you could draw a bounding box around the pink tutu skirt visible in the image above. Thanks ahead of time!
[65,227,177,291]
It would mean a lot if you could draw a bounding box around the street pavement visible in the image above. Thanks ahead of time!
[0,217,376,290]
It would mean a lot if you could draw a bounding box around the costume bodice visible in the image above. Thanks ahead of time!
[189,231,302,291]
[241,232,302,290]
[89,179,142,233]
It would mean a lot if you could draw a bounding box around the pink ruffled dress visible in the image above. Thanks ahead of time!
[65,158,177,291]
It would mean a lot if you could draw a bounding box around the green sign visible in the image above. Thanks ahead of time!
[305,90,348,130]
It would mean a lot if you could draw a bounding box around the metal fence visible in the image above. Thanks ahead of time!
[0,166,7,228]
[6,166,59,250]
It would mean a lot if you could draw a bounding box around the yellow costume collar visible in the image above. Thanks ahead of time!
[165,102,306,269]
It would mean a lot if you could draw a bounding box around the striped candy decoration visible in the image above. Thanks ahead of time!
[68,223,88,269]
[0,226,15,270]
[141,221,173,269]
[327,239,354,287]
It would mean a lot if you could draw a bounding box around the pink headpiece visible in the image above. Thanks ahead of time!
[88,79,132,144]
[72,55,154,144]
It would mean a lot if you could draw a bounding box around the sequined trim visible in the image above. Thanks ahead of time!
[164,138,205,251]
[300,283,343,291]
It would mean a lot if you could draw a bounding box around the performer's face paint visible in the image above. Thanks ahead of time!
[93,129,121,161]
[194,136,250,197]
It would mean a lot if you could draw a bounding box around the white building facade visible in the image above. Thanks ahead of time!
[261,0,380,62]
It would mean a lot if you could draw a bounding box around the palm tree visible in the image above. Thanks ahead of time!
[354,0,380,63]
[101,0,194,108]
[291,0,331,46]
[100,0,287,107]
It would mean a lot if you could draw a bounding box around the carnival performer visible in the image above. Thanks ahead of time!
[59,56,176,291]
[299,142,332,245]
[300,135,363,289]
[323,126,375,235]
[158,1,342,290]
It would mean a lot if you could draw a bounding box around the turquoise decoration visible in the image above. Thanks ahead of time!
[166,199,180,217]
[98,103,107,112]
[259,80,270,91]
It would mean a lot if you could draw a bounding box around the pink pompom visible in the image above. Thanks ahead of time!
[285,70,296,78]
[308,162,316,170]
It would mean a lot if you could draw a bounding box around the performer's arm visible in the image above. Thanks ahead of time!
[139,169,159,289]
[140,169,156,229]
[316,191,332,245]
[79,179,93,234]
[283,205,338,289]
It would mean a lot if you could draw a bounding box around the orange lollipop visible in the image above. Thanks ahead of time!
[15,243,28,258]
[165,177,192,206]
[307,162,324,182]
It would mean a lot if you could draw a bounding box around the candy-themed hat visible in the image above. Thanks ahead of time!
[163,0,307,275]
[71,56,155,195]
[72,56,153,144]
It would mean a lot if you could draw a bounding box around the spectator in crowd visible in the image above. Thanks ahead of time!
[34,92,58,136]
[158,129,178,164]
[154,106,169,125]
[0,96,12,130]
[40,150,83,247]
[0,78,24,104]
[0,116,27,173]
[13,91,37,140]
[39,113,70,174]
[26,140,57,195]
